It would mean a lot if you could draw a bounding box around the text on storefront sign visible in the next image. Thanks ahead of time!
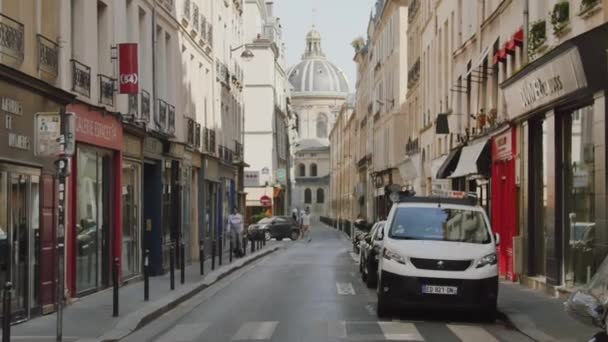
[1,97,22,115]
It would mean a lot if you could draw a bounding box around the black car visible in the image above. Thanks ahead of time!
[359,221,385,288]
[248,216,301,241]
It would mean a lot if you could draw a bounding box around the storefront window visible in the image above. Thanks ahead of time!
[564,105,596,286]
[182,166,192,263]
[121,162,140,278]
[76,148,104,293]
[30,176,39,312]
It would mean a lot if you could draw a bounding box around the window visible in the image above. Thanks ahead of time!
[316,113,328,138]
[310,163,318,177]
[298,163,306,177]
[304,188,312,204]
[316,188,324,203]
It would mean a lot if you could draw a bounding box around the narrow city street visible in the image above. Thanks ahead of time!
[121,224,532,342]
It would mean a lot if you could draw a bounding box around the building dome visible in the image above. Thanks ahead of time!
[288,28,350,96]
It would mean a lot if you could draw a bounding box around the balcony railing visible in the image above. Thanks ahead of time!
[195,123,201,148]
[407,58,420,89]
[210,130,216,154]
[156,99,168,130]
[182,0,191,23]
[192,4,199,34]
[405,138,420,156]
[37,34,58,76]
[127,94,138,119]
[168,104,175,135]
[71,59,91,97]
[0,13,24,62]
[187,118,195,146]
[141,90,151,123]
[98,74,115,106]
[204,128,210,152]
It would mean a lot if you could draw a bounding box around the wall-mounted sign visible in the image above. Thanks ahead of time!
[72,103,123,150]
[493,130,512,161]
[34,112,76,157]
[276,168,286,183]
[502,47,587,119]
[244,171,260,187]
[118,43,139,94]
[1,97,22,116]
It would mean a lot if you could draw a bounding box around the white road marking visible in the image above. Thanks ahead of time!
[156,323,210,341]
[447,324,500,342]
[379,322,425,341]
[327,320,347,338]
[336,282,356,295]
[232,321,278,340]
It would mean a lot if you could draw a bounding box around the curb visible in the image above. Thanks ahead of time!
[82,246,282,342]
[496,308,556,342]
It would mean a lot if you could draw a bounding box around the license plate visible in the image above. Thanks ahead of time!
[421,285,458,295]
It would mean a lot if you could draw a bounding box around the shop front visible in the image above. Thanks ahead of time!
[163,143,184,270]
[142,136,164,276]
[502,23,608,288]
[68,103,123,296]
[0,72,74,319]
[491,128,518,281]
[121,132,143,280]
[202,156,220,260]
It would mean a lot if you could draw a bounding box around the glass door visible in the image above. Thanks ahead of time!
[121,162,141,278]
[10,174,28,320]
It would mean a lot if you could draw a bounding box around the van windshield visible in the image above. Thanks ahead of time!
[389,207,491,244]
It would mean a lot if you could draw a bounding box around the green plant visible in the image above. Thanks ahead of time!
[580,0,600,13]
[529,20,547,54]
[550,1,570,34]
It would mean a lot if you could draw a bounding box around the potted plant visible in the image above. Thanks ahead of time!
[579,0,601,17]
[550,1,570,35]
[528,20,547,58]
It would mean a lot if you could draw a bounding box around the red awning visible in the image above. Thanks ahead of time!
[513,28,524,47]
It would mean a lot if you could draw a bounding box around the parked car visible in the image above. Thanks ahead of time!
[248,216,300,241]
[360,221,385,288]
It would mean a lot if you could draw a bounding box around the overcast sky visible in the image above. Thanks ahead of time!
[274,0,374,92]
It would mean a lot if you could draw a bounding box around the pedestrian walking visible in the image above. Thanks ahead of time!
[228,208,244,257]
[300,207,312,242]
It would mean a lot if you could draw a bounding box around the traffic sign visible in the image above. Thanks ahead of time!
[260,195,272,207]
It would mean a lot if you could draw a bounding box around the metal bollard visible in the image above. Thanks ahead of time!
[218,236,223,266]
[170,244,175,290]
[2,281,11,342]
[144,249,150,301]
[113,257,119,317]
[242,236,247,256]
[180,242,185,285]
[250,236,255,253]
[211,239,216,271]
[229,235,233,262]
[199,242,204,275]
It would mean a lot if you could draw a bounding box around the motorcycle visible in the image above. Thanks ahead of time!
[565,256,608,341]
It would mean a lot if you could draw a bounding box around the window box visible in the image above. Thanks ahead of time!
[578,0,602,18]
[528,20,547,59]
[550,1,570,36]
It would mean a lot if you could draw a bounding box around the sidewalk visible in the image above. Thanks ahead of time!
[9,242,282,342]
[499,281,597,342]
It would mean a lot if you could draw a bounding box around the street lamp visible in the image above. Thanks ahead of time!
[231,44,255,62]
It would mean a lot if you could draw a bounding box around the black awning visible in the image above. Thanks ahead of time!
[436,147,462,179]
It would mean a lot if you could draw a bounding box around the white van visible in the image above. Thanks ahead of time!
[375,195,499,319]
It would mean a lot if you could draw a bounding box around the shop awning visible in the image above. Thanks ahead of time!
[436,148,462,179]
[448,138,491,179]
[431,155,448,180]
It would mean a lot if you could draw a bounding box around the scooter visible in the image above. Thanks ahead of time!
[565,256,608,341]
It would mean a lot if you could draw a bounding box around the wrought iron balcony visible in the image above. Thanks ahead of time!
[156,98,168,130]
[0,13,24,62]
[405,137,420,156]
[210,129,216,154]
[168,104,175,135]
[195,123,201,148]
[407,58,420,90]
[98,74,115,106]
[141,90,151,123]
[37,34,58,76]
[192,3,199,34]
[408,0,420,23]
[187,118,195,146]
[71,59,91,97]
[127,94,138,119]
[203,127,210,152]
[182,0,191,24]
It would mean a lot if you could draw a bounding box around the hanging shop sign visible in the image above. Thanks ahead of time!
[493,130,512,161]
[118,43,139,94]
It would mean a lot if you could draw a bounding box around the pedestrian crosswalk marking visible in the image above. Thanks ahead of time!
[232,321,278,340]
[156,323,210,342]
[327,320,347,338]
[447,324,500,342]
[379,322,424,341]
[337,282,356,295]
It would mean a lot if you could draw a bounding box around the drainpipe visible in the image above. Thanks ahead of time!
[523,0,529,65]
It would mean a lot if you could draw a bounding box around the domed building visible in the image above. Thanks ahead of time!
[289,27,349,218]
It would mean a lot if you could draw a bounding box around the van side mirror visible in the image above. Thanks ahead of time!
[494,233,500,246]
[377,228,384,241]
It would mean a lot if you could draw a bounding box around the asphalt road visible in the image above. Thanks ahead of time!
[122,224,533,342]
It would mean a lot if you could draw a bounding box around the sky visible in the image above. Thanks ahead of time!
[274,0,374,92]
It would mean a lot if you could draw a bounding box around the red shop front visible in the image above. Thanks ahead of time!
[67,103,123,297]
[491,128,518,281]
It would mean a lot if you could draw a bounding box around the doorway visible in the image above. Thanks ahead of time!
[0,164,41,321]
[75,146,113,294]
